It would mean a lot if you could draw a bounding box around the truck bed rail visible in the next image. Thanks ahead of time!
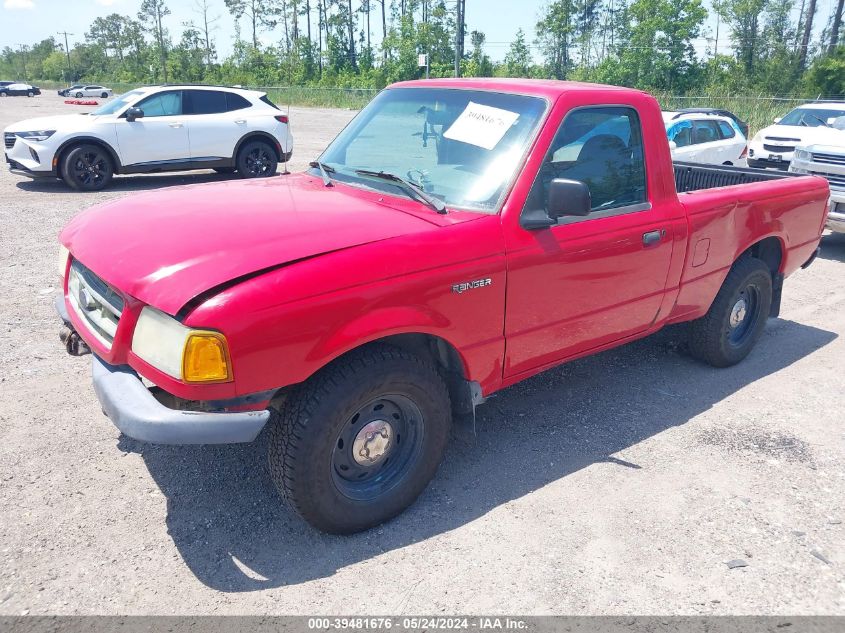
[674,161,798,194]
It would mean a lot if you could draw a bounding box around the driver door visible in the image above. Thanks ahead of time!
[114,90,190,167]
[504,106,675,377]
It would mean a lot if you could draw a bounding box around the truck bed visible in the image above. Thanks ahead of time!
[674,161,798,194]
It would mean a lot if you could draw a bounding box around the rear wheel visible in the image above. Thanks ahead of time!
[688,257,773,367]
[267,344,451,533]
[61,143,114,192]
[236,140,278,178]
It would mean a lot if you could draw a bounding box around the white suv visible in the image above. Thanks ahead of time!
[4,85,293,191]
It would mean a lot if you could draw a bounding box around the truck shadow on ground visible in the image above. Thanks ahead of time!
[118,318,836,592]
[819,231,845,263]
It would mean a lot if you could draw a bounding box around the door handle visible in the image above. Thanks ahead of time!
[168,122,183,128]
[234,119,247,124]
[643,230,665,246]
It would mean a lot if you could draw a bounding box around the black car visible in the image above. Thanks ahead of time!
[674,108,749,138]
[58,84,84,97]
[0,83,41,97]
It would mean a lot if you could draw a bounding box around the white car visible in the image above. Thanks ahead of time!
[664,112,747,165]
[4,85,294,191]
[69,85,113,99]
[747,101,845,170]
[790,142,845,234]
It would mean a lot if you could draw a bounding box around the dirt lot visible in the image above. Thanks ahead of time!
[0,93,844,616]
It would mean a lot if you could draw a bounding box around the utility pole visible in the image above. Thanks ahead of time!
[58,31,74,81]
[453,0,465,77]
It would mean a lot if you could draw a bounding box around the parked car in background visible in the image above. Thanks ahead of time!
[53,79,827,533]
[0,80,17,88]
[68,85,113,99]
[748,102,845,170]
[664,112,747,165]
[4,85,293,191]
[790,138,845,234]
[0,83,40,97]
[58,84,85,97]
[675,107,749,138]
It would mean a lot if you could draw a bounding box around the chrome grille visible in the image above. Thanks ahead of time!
[809,170,845,190]
[4,133,14,150]
[810,152,845,167]
[67,260,124,348]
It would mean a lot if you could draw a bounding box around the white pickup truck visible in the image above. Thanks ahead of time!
[790,128,845,233]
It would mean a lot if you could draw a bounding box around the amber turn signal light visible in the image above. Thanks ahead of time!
[182,332,232,383]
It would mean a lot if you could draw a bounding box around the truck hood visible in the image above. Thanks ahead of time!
[4,113,96,134]
[61,174,448,315]
[757,123,845,145]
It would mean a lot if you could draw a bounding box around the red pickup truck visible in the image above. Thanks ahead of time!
[56,79,828,533]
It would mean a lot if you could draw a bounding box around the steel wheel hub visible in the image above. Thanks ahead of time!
[352,420,393,465]
[729,297,748,328]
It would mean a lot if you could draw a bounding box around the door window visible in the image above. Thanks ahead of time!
[226,93,252,111]
[668,121,693,147]
[524,106,647,215]
[187,90,228,115]
[693,120,720,144]
[135,91,183,117]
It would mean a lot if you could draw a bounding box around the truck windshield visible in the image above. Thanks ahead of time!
[779,106,845,127]
[318,88,547,213]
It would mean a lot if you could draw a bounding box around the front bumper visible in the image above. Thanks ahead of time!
[57,293,271,444]
[91,355,271,445]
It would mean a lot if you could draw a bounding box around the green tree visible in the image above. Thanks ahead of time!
[503,28,532,77]
[139,0,171,82]
[536,1,577,78]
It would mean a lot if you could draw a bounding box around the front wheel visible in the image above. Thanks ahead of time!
[268,344,452,534]
[75,91,83,98]
[27,91,34,97]
[236,140,278,178]
[101,92,108,99]
[688,257,773,367]
[60,144,114,192]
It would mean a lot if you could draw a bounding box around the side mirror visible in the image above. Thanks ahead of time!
[548,178,592,219]
[521,179,592,230]
[773,116,782,124]
[125,107,144,122]
[669,140,678,151]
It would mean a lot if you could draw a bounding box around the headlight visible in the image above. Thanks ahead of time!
[58,244,70,278]
[132,307,232,383]
[794,148,812,161]
[16,130,56,142]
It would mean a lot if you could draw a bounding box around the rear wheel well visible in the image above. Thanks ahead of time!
[743,236,782,276]
[234,133,282,162]
[739,236,783,317]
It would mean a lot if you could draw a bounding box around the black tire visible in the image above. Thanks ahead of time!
[75,91,83,98]
[213,166,237,174]
[0,92,7,97]
[268,344,451,534]
[236,140,278,178]
[60,143,114,192]
[688,257,773,367]
[101,92,109,99]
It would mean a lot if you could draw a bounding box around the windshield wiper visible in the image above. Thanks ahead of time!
[354,169,447,214]
[806,114,833,128]
[309,160,334,187]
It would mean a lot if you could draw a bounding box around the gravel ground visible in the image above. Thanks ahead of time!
[0,93,844,616]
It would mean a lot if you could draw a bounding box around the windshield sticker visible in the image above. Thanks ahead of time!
[443,101,520,150]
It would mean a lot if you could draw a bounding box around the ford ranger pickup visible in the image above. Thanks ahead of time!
[55,79,829,534]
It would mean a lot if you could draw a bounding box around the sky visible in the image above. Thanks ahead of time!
[0,0,836,64]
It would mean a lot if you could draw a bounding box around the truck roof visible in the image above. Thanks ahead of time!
[389,78,647,100]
